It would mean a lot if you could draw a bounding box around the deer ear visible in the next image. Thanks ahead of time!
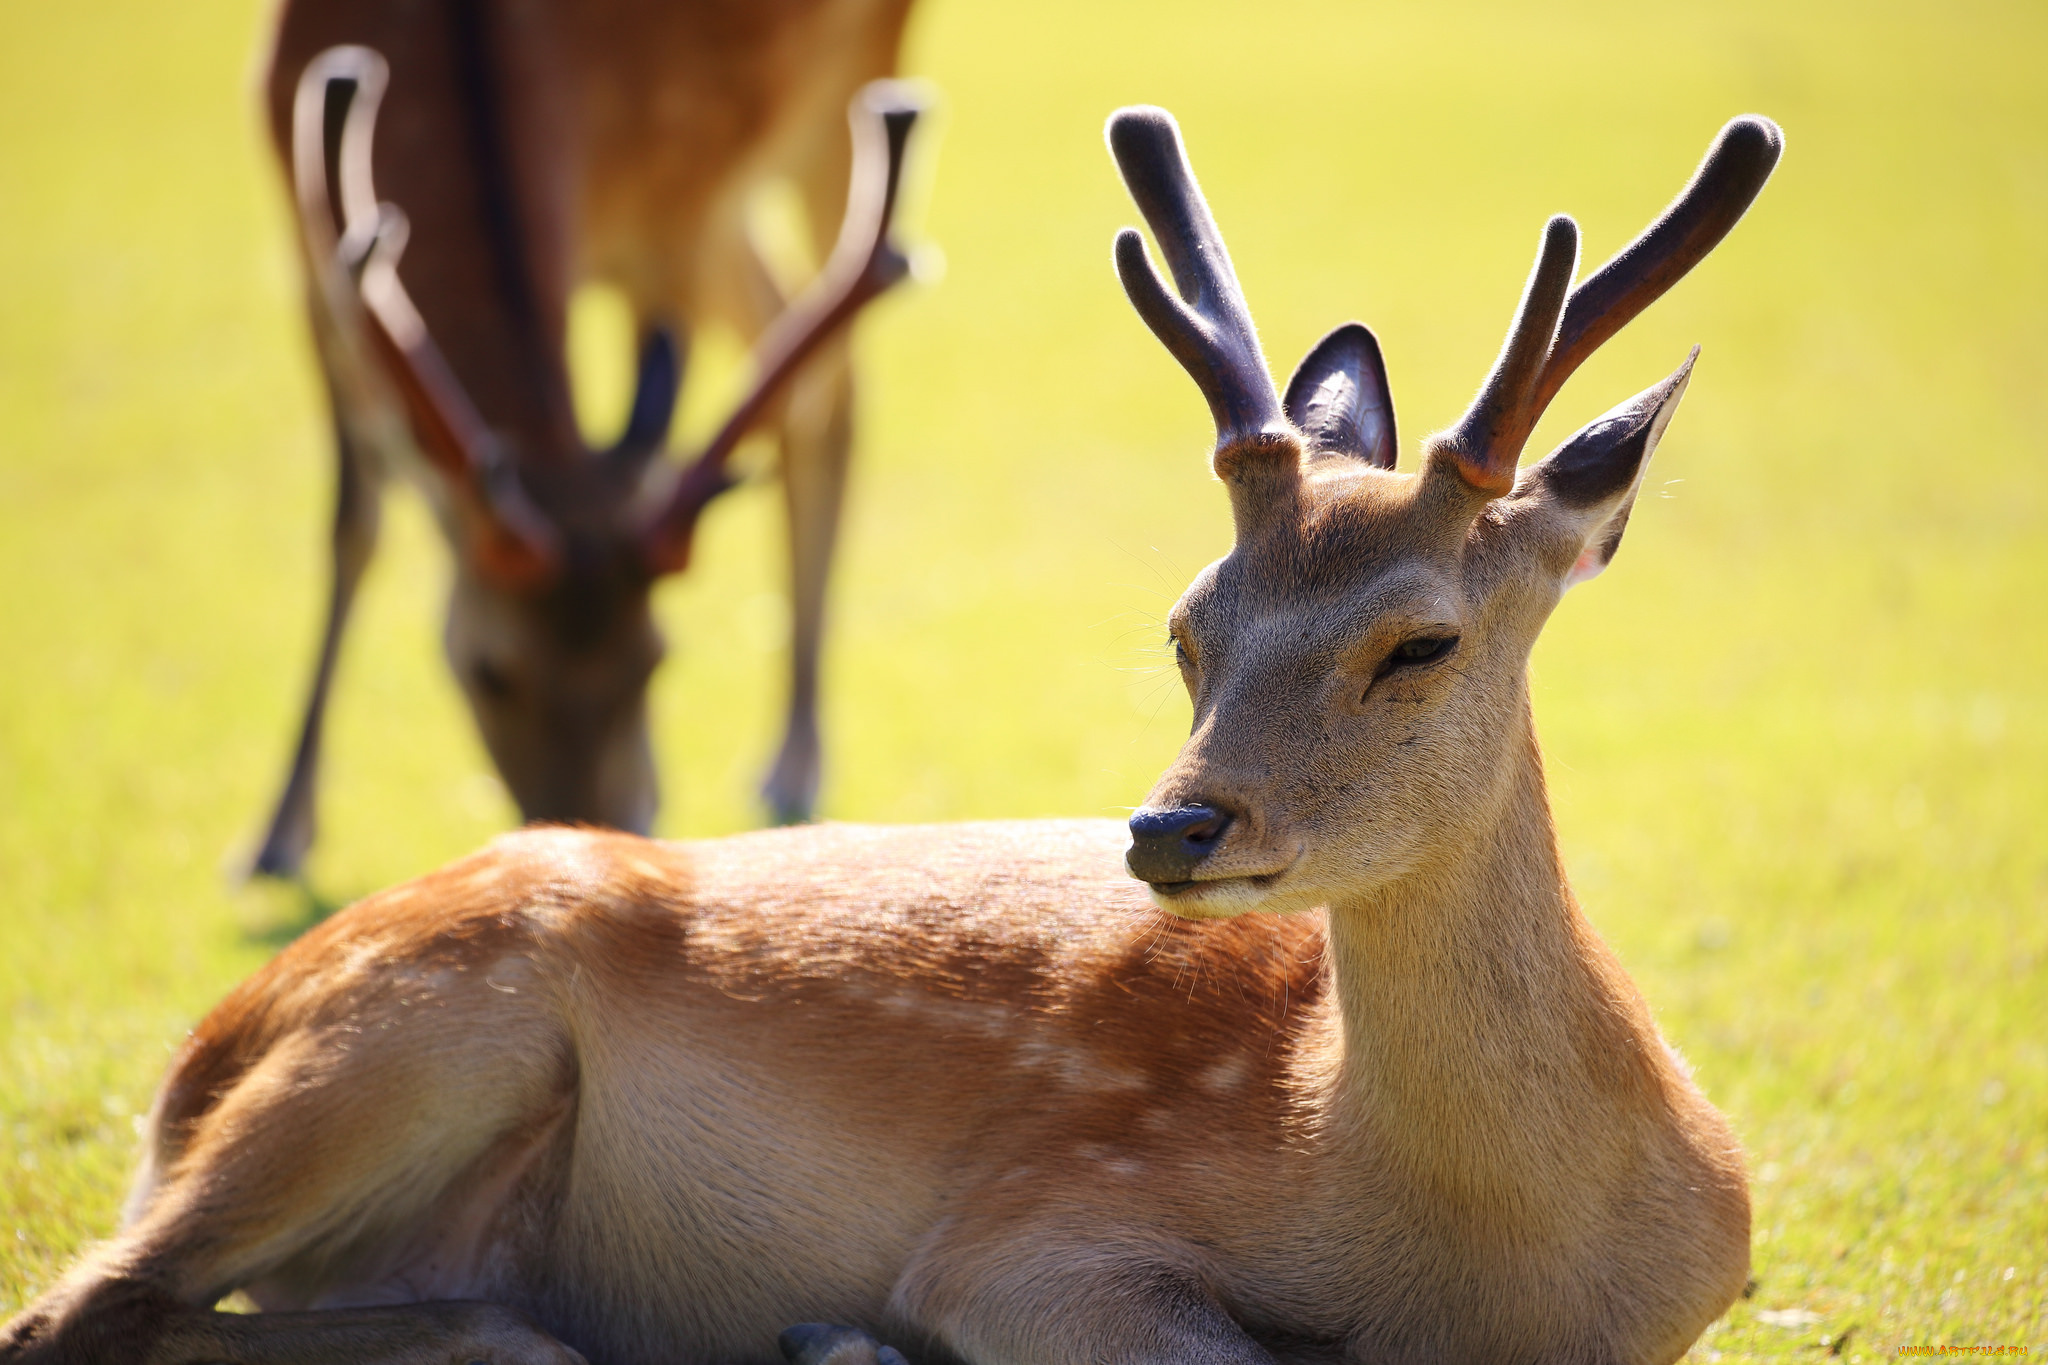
[1282,323,1396,468]
[1527,347,1695,588]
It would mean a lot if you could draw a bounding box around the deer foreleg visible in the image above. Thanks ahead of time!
[250,403,384,880]
[898,1240,1281,1365]
[0,1275,585,1365]
[750,104,877,826]
[762,335,854,825]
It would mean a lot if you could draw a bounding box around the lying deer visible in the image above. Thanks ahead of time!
[2,106,1780,1364]
[252,0,921,880]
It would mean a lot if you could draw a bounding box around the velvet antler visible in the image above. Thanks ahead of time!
[1107,107,1289,474]
[1436,115,1783,494]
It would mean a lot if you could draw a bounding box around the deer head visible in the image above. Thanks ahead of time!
[1113,107,1781,915]
[288,49,921,830]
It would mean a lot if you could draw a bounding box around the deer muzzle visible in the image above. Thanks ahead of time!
[1125,804,1233,886]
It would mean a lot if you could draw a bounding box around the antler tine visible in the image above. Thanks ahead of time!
[640,81,924,576]
[1434,116,1783,497]
[1106,107,1285,455]
[291,46,386,261]
[292,47,559,585]
[355,212,563,576]
[1436,215,1581,494]
[1530,116,1784,420]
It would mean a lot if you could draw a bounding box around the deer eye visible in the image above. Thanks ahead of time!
[471,659,517,701]
[1384,635,1458,671]
[1170,632,1194,669]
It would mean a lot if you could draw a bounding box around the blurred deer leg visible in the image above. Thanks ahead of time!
[762,336,854,825]
[250,399,383,880]
[756,119,873,826]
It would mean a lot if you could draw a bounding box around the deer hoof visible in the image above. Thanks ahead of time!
[760,706,822,825]
[778,1323,906,1365]
[761,753,820,826]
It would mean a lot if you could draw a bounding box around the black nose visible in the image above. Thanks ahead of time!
[1126,804,1232,884]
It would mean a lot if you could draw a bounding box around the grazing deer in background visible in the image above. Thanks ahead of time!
[250,0,922,880]
[1,107,1780,1365]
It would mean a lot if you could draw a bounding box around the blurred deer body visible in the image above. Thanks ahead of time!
[1,109,1780,1365]
[251,0,920,878]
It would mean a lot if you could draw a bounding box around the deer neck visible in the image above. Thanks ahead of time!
[1316,696,1675,1234]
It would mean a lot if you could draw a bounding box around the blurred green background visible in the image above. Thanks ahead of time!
[1,0,2043,1357]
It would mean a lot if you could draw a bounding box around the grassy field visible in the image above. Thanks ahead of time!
[1,0,2043,1357]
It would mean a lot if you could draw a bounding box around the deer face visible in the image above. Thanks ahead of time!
[1143,465,1493,916]
[1104,107,1776,916]
[1138,380,1687,916]
[444,542,665,833]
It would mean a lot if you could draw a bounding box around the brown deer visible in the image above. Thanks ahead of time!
[1,107,1780,1364]
[250,0,924,880]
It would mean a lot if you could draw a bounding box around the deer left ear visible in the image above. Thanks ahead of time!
[1526,347,1696,588]
[1282,323,1396,468]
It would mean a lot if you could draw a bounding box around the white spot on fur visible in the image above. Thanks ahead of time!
[1073,1144,1144,1179]
[1200,1054,1251,1092]
[335,937,388,983]
[1015,1039,1145,1091]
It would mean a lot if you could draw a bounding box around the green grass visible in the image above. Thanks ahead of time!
[1,0,2043,1357]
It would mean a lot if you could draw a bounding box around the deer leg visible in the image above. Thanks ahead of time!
[1,1279,586,1365]
[0,938,582,1365]
[755,118,876,827]
[897,1232,1280,1365]
[250,404,383,880]
[761,336,854,826]
[778,1323,910,1365]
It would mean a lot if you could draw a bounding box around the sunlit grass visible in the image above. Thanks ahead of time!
[1,0,2043,1355]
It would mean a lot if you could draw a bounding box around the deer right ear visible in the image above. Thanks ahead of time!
[1525,348,1695,587]
[1282,323,1396,469]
